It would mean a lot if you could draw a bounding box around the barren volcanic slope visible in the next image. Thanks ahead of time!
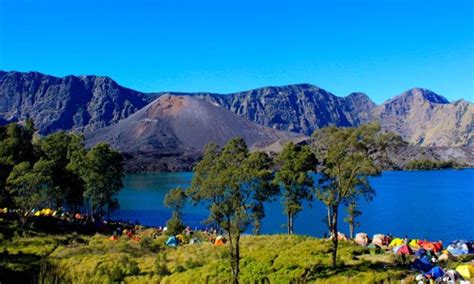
[85,95,301,171]
[0,71,150,134]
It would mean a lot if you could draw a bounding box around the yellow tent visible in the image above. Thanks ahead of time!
[409,239,420,249]
[34,211,41,216]
[389,238,404,247]
[42,208,53,216]
[456,264,474,279]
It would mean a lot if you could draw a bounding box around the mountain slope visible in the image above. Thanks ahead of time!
[160,84,377,135]
[371,88,474,146]
[85,95,302,171]
[1,71,472,148]
[0,71,150,134]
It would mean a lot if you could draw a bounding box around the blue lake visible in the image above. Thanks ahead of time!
[112,169,474,243]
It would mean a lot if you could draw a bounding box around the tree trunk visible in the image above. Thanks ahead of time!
[233,235,240,284]
[229,232,240,284]
[327,207,332,237]
[331,206,339,268]
[349,221,354,240]
[287,213,294,235]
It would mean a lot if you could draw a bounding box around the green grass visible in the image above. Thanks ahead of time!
[0,219,470,283]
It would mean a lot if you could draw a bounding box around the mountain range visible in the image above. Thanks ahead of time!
[1,70,473,170]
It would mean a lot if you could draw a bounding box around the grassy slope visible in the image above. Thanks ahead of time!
[1,220,472,283]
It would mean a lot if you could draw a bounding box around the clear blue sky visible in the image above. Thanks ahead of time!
[0,0,473,103]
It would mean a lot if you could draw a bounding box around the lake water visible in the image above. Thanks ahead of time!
[112,169,474,243]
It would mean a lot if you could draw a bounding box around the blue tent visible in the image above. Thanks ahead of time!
[412,259,433,273]
[419,255,432,265]
[415,248,427,258]
[447,240,473,256]
[166,236,178,247]
[425,266,444,279]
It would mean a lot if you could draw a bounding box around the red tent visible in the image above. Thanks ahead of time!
[397,245,414,255]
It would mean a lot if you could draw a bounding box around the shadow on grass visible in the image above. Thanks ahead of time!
[304,258,408,282]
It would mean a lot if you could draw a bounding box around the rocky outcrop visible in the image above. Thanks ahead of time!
[0,71,150,134]
[161,84,377,135]
[371,88,474,147]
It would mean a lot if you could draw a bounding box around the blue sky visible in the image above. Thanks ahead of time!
[0,0,473,103]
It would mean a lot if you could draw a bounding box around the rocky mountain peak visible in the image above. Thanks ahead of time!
[396,88,450,104]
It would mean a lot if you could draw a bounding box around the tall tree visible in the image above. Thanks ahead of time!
[164,187,187,235]
[188,138,276,283]
[274,142,316,235]
[243,151,279,235]
[80,143,124,219]
[0,121,37,206]
[38,132,85,209]
[313,123,389,268]
[344,199,362,240]
[6,159,54,211]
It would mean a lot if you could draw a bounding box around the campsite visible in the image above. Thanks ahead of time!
[1,208,474,283]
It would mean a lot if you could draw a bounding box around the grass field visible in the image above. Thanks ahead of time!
[1,219,471,283]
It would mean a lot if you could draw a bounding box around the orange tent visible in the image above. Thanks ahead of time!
[214,236,225,246]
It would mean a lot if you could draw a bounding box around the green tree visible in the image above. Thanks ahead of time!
[6,159,54,211]
[164,187,187,235]
[344,199,362,239]
[0,121,37,206]
[80,143,124,219]
[188,138,276,283]
[274,142,316,235]
[312,123,388,268]
[38,132,85,209]
[244,151,279,235]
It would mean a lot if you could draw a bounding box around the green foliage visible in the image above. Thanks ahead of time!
[188,138,277,282]
[0,122,122,217]
[166,213,186,236]
[6,160,55,210]
[313,123,390,267]
[274,142,316,234]
[0,121,37,207]
[164,187,187,235]
[406,159,456,170]
[81,143,124,217]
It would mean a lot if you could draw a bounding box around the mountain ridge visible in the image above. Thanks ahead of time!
[1,70,472,148]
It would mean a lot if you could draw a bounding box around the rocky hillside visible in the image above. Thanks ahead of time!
[1,71,472,148]
[85,95,301,171]
[160,84,377,135]
[0,71,150,134]
[370,88,473,147]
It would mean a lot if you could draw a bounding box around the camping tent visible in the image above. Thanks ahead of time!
[372,234,386,247]
[425,266,444,280]
[409,239,420,249]
[421,241,442,252]
[411,259,433,273]
[355,233,369,246]
[396,245,413,255]
[447,240,473,256]
[166,236,178,247]
[443,269,464,282]
[189,237,201,245]
[437,250,455,262]
[415,248,427,258]
[456,264,474,279]
[389,238,404,247]
[214,235,225,246]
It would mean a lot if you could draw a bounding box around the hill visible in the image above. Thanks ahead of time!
[85,95,301,171]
